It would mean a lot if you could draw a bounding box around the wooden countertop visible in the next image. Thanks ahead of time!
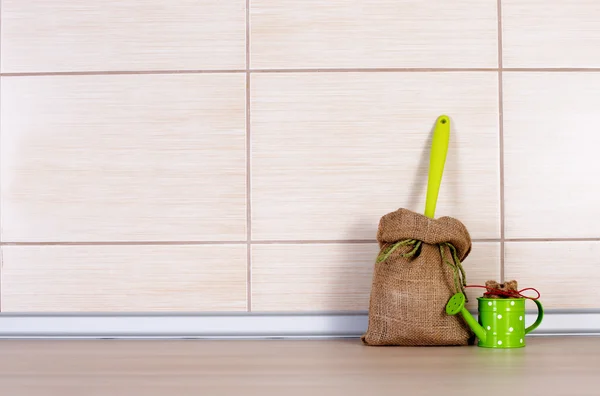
[1,336,598,395]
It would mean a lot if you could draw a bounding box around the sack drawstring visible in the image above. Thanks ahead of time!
[439,242,467,300]
[376,239,467,300]
[376,239,422,263]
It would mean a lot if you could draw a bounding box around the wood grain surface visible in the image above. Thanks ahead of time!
[503,0,600,67]
[0,337,598,395]
[503,72,600,239]
[1,74,247,242]
[1,245,247,312]
[250,0,498,68]
[1,0,246,72]
[251,242,500,312]
[251,72,500,241]
[2,0,600,314]
[505,242,600,309]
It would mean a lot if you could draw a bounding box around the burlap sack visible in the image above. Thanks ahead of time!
[361,208,474,346]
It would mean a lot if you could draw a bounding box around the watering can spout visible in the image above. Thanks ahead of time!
[445,293,487,343]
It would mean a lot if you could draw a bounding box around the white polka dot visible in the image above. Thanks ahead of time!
[509,327,514,332]
[498,340,503,345]
[488,302,492,306]
[520,339,523,343]
[487,326,491,330]
[511,301,515,306]
[519,316,523,321]
[497,314,503,319]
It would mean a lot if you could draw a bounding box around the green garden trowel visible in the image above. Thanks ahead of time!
[424,115,450,219]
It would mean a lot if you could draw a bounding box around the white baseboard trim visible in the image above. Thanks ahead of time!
[1,312,599,338]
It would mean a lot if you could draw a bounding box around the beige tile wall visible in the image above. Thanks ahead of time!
[0,0,597,313]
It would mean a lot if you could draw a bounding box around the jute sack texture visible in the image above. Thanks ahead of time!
[361,208,474,346]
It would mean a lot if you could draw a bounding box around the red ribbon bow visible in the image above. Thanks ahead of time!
[464,285,541,300]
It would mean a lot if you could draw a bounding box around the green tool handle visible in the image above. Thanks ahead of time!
[424,115,450,219]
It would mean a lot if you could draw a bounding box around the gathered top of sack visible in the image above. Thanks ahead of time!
[376,208,472,261]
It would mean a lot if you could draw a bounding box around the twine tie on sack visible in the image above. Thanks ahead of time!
[376,239,422,263]
[376,239,468,299]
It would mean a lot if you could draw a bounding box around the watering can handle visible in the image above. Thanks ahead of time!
[525,299,544,334]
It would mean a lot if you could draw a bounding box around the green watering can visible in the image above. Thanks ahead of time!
[446,292,544,348]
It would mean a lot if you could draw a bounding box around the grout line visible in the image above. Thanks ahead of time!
[253,239,379,245]
[1,0,3,312]
[245,0,252,313]
[249,67,499,73]
[253,239,501,244]
[503,68,600,72]
[497,0,506,283]
[0,250,3,312]
[0,238,597,247]
[505,238,600,242]
[1,68,494,78]
[0,238,496,246]
[6,68,600,78]
[2,307,600,316]
[1,70,247,77]
[246,1,251,71]
[253,239,377,244]
[259,67,600,73]
[0,241,249,246]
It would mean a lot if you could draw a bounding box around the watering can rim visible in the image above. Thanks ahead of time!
[476,296,526,300]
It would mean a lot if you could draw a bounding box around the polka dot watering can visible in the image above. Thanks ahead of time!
[445,292,544,348]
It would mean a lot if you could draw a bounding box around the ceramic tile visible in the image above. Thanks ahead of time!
[503,0,600,68]
[503,72,600,238]
[250,0,498,69]
[1,245,247,312]
[1,74,247,242]
[251,242,499,312]
[251,72,500,241]
[505,242,600,309]
[1,0,246,72]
